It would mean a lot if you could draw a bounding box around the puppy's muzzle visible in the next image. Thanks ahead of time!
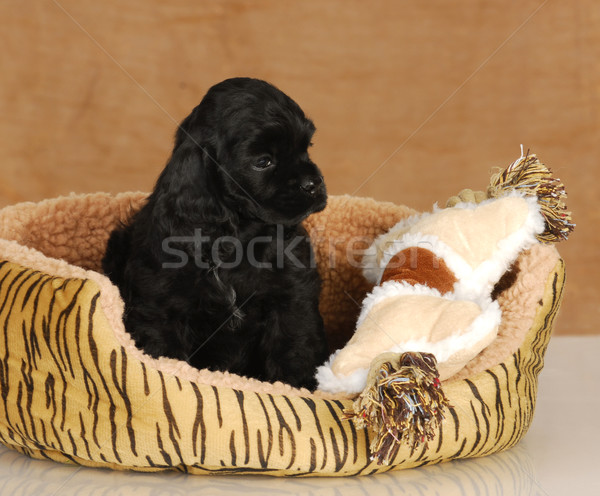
[300,175,324,197]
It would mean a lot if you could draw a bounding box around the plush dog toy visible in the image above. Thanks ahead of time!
[315,149,573,463]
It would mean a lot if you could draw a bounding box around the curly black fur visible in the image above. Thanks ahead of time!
[102,78,328,390]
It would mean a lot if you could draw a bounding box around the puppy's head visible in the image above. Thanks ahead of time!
[166,78,326,227]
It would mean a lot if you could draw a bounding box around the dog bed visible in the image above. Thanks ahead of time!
[0,192,564,476]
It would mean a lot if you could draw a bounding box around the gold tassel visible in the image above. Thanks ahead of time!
[487,150,575,243]
[343,352,450,465]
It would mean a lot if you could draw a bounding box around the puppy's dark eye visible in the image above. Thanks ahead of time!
[254,157,274,170]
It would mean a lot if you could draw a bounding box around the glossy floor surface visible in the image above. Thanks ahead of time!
[0,335,597,495]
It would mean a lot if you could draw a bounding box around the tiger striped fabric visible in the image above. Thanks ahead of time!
[0,254,565,476]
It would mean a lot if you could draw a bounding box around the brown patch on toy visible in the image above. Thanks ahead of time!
[381,247,458,294]
[491,261,520,301]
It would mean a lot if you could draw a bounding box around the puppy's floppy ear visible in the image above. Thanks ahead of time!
[149,139,234,238]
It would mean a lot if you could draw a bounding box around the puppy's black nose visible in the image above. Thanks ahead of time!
[300,175,323,196]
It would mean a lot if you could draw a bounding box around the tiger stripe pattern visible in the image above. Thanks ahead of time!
[0,256,565,476]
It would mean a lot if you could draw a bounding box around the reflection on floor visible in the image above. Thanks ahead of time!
[0,442,537,496]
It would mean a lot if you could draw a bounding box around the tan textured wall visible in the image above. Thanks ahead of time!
[0,1,597,334]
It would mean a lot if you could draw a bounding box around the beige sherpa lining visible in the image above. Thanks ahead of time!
[0,192,558,399]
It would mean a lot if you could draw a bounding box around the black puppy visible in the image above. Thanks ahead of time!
[102,78,328,390]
